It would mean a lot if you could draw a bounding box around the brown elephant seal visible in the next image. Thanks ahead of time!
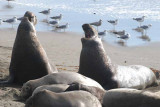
[78,24,158,90]
[0,12,57,85]
[25,90,102,107]
[103,88,160,107]
[65,83,106,104]
[32,84,69,95]
[20,72,104,100]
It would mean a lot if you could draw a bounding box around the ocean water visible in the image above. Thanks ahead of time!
[0,0,160,46]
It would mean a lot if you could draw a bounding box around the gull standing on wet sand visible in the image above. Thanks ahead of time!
[107,19,118,30]
[133,16,146,26]
[117,33,130,40]
[3,16,17,28]
[48,20,59,26]
[55,23,69,32]
[112,30,125,36]
[90,19,102,31]
[50,14,62,20]
[39,9,51,20]
[140,24,152,35]
[98,30,107,37]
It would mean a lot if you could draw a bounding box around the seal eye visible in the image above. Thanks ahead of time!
[25,86,30,91]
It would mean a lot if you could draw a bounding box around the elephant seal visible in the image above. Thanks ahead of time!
[0,12,57,85]
[25,90,102,107]
[32,84,69,95]
[103,88,160,107]
[78,24,158,90]
[20,72,104,99]
[65,83,106,104]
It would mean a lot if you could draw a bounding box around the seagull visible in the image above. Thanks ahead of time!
[90,19,102,31]
[107,19,118,30]
[133,16,146,26]
[50,14,62,20]
[112,30,125,36]
[48,20,59,26]
[39,9,51,20]
[3,16,17,28]
[98,30,107,37]
[55,23,69,32]
[117,33,130,40]
[140,24,152,35]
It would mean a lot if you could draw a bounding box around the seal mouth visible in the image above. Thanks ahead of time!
[82,24,95,38]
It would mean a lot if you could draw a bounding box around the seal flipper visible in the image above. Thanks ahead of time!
[0,74,14,86]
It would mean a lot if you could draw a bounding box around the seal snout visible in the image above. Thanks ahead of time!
[24,11,37,25]
[82,24,96,38]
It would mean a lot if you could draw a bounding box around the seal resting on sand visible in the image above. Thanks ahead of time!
[32,84,69,95]
[0,11,57,85]
[20,72,104,99]
[78,24,158,90]
[103,88,160,107]
[65,83,106,104]
[25,90,102,107]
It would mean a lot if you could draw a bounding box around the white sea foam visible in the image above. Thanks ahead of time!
[12,0,160,20]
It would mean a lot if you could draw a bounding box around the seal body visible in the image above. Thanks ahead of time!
[103,88,160,107]
[25,90,102,107]
[78,24,158,90]
[32,84,69,95]
[7,12,57,85]
[65,83,106,104]
[20,72,104,99]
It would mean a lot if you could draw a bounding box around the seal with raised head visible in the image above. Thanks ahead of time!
[25,90,102,107]
[103,88,160,107]
[23,11,37,25]
[20,72,104,100]
[65,83,106,104]
[0,11,57,85]
[78,24,158,90]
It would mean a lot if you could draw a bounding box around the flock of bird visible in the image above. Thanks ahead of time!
[39,9,69,32]
[89,15,152,44]
[1,0,152,44]
[0,1,69,32]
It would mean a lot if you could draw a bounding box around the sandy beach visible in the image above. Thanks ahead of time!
[0,29,160,106]
[0,0,160,106]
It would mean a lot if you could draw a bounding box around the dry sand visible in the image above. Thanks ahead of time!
[0,29,160,107]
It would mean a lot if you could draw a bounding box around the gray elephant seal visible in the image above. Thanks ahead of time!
[0,12,57,85]
[103,88,160,107]
[78,24,158,90]
[25,90,102,107]
[20,72,104,99]
[32,84,69,95]
[65,83,106,104]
